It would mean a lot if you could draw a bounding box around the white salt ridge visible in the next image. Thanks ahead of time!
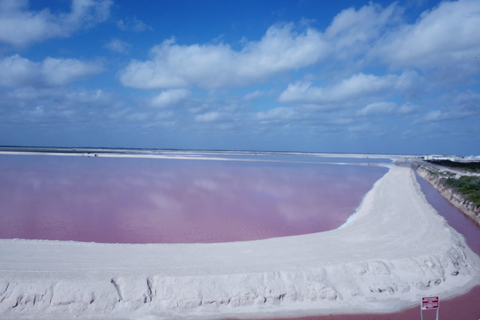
[338,173,382,230]
[340,162,393,229]
[0,164,480,320]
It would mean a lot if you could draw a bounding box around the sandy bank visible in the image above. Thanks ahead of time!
[415,163,480,224]
[0,164,479,320]
[0,150,395,165]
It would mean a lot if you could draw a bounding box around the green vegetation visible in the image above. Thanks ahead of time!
[428,160,480,172]
[425,168,439,177]
[446,176,480,207]
[445,171,455,177]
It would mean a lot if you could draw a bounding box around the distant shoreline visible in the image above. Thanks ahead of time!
[0,149,398,169]
[0,146,409,158]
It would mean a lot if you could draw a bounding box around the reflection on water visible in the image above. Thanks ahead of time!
[0,154,386,243]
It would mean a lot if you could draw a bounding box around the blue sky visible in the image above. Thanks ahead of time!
[0,0,479,155]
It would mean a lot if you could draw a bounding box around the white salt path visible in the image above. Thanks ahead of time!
[0,164,479,320]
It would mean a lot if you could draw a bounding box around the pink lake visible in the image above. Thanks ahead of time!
[0,153,387,243]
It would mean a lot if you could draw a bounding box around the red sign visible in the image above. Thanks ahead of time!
[422,297,439,310]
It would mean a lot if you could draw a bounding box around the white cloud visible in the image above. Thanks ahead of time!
[423,109,474,122]
[1,86,119,126]
[104,38,131,54]
[326,2,400,57]
[397,103,417,115]
[320,0,480,79]
[128,112,149,121]
[256,107,296,121]
[151,89,190,108]
[116,17,152,32]
[376,0,480,72]
[120,24,329,89]
[42,57,103,86]
[244,90,271,100]
[356,102,396,116]
[194,111,223,122]
[278,73,398,104]
[155,111,173,120]
[411,89,480,125]
[453,90,480,109]
[348,124,372,133]
[0,54,103,87]
[66,0,111,28]
[0,0,112,47]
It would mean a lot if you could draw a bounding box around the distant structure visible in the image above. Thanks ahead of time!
[423,155,456,161]
[423,155,480,162]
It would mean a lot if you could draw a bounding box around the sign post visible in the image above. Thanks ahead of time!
[421,296,439,320]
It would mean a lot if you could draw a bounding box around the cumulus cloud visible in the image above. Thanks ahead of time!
[256,107,297,121]
[2,0,478,152]
[423,109,475,122]
[375,0,480,72]
[326,2,400,57]
[416,90,480,124]
[0,0,112,47]
[0,54,103,87]
[356,102,396,116]
[278,73,399,104]
[104,38,131,54]
[0,86,118,126]
[116,17,152,32]
[348,124,372,133]
[322,0,480,77]
[151,89,190,108]
[120,24,329,89]
[453,90,480,110]
[243,90,272,100]
[128,112,149,121]
[194,111,224,122]
[1,85,177,132]
[397,103,417,115]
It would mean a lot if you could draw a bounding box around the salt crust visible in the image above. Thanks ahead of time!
[0,163,479,320]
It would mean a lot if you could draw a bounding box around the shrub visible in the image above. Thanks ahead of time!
[446,176,480,207]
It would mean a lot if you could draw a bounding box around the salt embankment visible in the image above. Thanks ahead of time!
[0,164,479,320]
[415,163,480,224]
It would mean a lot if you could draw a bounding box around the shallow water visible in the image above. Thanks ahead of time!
[0,154,387,243]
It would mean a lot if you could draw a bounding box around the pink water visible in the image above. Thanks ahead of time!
[0,154,387,243]
[239,173,480,320]
[1,154,478,319]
